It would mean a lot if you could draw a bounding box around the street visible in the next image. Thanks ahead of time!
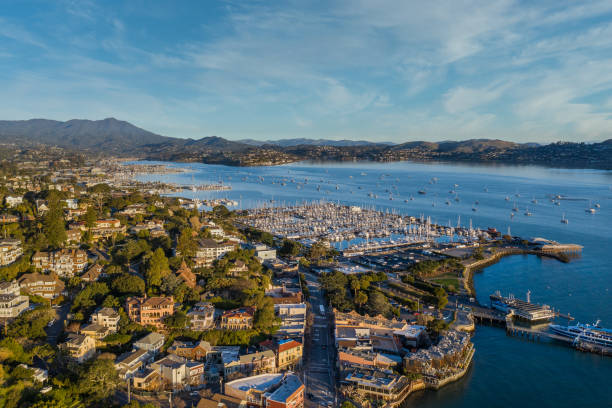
[302,271,337,408]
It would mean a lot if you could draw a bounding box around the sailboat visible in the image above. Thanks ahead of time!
[585,200,596,213]
[524,208,532,216]
[561,213,568,224]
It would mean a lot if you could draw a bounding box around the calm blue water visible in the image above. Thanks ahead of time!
[135,160,612,407]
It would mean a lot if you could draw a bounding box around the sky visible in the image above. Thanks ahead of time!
[1,1,612,143]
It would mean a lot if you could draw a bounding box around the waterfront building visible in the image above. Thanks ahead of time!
[0,239,23,266]
[32,248,88,278]
[126,296,174,329]
[219,307,255,330]
[342,367,413,406]
[338,349,402,372]
[403,330,473,380]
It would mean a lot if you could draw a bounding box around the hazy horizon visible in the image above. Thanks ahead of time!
[1,1,612,143]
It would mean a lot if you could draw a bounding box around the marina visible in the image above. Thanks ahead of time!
[130,160,612,408]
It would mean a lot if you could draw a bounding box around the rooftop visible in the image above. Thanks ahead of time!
[266,374,304,403]
[225,373,284,393]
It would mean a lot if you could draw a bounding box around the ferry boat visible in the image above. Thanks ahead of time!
[550,321,612,348]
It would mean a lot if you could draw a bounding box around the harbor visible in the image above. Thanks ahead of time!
[467,291,612,356]
[127,159,612,407]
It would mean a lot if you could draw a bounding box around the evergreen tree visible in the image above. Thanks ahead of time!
[43,193,66,249]
[145,248,170,288]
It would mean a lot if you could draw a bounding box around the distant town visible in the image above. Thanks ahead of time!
[0,144,591,408]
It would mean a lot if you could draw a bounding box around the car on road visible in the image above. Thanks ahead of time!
[47,319,55,327]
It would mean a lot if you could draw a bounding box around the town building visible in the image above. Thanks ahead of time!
[219,307,255,331]
[132,369,163,391]
[17,272,65,299]
[61,334,96,363]
[32,248,88,278]
[274,303,307,340]
[80,218,126,240]
[90,307,120,333]
[4,195,23,207]
[0,284,29,319]
[0,239,23,266]
[0,214,19,224]
[133,332,166,354]
[194,239,237,267]
[275,339,303,371]
[342,367,412,405]
[80,264,103,283]
[79,323,111,342]
[265,285,303,305]
[224,373,304,408]
[126,296,174,329]
[167,340,212,361]
[224,350,277,379]
[244,243,277,262]
[176,261,196,288]
[187,302,216,331]
[197,393,243,408]
[114,349,152,379]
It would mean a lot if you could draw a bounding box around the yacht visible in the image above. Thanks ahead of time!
[550,321,612,348]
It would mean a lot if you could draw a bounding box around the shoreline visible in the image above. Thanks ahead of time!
[462,248,578,296]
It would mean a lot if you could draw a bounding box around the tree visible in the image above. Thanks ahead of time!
[72,282,109,313]
[254,297,279,334]
[111,273,145,295]
[434,287,448,309]
[145,248,170,288]
[355,291,368,309]
[350,279,360,297]
[165,310,189,329]
[367,291,390,316]
[84,206,97,229]
[176,228,197,259]
[43,193,66,249]
[279,239,302,257]
[78,358,121,402]
[212,205,231,219]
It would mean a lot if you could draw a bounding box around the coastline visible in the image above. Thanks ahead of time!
[462,248,578,296]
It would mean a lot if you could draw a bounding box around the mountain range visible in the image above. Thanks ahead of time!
[0,118,610,169]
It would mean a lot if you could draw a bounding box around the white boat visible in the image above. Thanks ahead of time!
[550,321,612,348]
[561,213,568,224]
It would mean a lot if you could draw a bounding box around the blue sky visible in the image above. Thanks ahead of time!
[1,0,612,143]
